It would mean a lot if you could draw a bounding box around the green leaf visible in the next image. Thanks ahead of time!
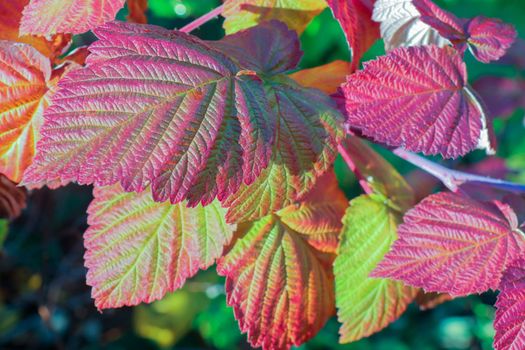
[0,220,8,248]
[334,194,417,343]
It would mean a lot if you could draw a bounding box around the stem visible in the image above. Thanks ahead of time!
[337,144,374,194]
[179,5,224,33]
[393,147,525,193]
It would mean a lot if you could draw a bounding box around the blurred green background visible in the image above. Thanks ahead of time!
[1,0,524,349]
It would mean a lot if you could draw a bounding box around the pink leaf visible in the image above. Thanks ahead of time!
[343,45,493,159]
[413,0,516,63]
[20,0,125,35]
[22,22,277,206]
[327,0,379,72]
[372,192,525,296]
[465,16,517,63]
[495,258,525,350]
[412,0,465,44]
[24,21,343,209]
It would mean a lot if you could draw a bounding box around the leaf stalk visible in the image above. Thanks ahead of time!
[179,5,224,33]
[393,148,525,194]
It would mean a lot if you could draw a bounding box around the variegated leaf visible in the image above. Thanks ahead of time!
[217,172,346,350]
[85,184,235,309]
[222,0,327,35]
[0,41,54,182]
[20,0,126,35]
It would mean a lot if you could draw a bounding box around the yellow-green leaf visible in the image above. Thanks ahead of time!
[222,0,327,35]
[334,194,417,343]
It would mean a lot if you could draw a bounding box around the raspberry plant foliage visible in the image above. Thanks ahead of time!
[1,0,525,349]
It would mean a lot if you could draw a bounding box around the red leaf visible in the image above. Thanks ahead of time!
[217,175,345,349]
[126,0,147,24]
[495,258,525,350]
[412,0,465,44]
[372,192,525,296]
[327,0,379,71]
[465,16,517,63]
[413,0,516,63]
[343,45,493,159]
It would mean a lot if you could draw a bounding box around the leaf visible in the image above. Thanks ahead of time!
[222,75,343,223]
[327,0,379,71]
[210,20,303,75]
[0,0,71,60]
[0,174,27,220]
[372,0,450,50]
[222,0,327,35]
[126,0,148,24]
[20,0,126,36]
[216,175,345,350]
[23,21,279,206]
[340,137,414,210]
[413,0,516,63]
[335,194,417,343]
[372,192,525,296]
[276,170,348,253]
[25,21,343,209]
[464,16,517,63]
[85,184,235,310]
[289,60,351,94]
[415,290,453,310]
[495,258,525,350]
[0,41,55,182]
[0,219,7,248]
[411,0,464,43]
[343,45,493,159]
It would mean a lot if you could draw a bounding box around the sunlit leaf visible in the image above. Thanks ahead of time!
[85,184,235,309]
[223,76,343,223]
[495,258,525,350]
[327,0,379,71]
[465,17,516,63]
[0,0,71,60]
[20,0,126,35]
[222,0,327,35]
[24,21,343,210]
[0,41,55,182]
[335,194,417,343]
[217,174,345,350]
[343,45,493,159]
[372,0,449,50]
[372,192,525,296]
[413,0,516,63]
